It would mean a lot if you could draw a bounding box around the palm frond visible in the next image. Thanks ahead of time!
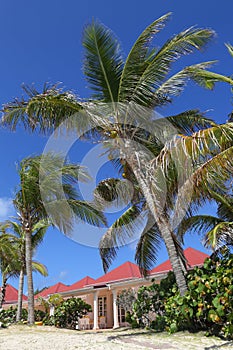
[93,177,135,209]
[217,195,233,221]
[178,214,222,240]
[119,12,171,101]
[149,123,233,217]
[14,153,106,235]
[135,214,161,274]
[44,199,106,235]
[204,191,233,221]
[0,233,17,260]
[154,61,216,103]
[31,220,50,248]
[39,157,91,201]
[7,221,22,238]
[69,200,106,227]
[156,109,216,137]
[204,222,233,249]
[179,147,233,212]
[225,43,233,57]
[156,122,233,175]
[32,261,48,276]
[129,27,214,107]
[187,68,233,90]
[2,84,83,133]
[83,20,123,102]
[99,205,143,272]
[135,211,186,274]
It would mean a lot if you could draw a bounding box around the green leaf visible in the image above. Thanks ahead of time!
[83,20,123,102]
[212,296,221,308]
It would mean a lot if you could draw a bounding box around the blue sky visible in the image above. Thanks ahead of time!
[0,0,232,292]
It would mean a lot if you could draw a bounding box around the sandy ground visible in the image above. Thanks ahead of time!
[0,325,232,350]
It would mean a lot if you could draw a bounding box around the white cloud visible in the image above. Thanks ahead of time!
[58,270,68,279]
[0,197,14,221]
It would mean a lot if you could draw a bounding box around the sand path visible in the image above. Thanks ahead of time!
[0,325,232,350]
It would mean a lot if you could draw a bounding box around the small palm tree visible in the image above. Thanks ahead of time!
[13,154,105,324]
[0,221,48,314]
[5,220,49,321]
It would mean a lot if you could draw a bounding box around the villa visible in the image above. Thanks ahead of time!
[2,247,209,329]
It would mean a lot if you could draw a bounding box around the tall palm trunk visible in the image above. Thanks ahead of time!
[127,148,188,295]
[25,229,34,324]
[155,218,187,295]
[16,269,24,322]
[0,274,7,308]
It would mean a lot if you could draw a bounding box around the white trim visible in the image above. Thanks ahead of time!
[112,289,119,329]
[93,291,99,330]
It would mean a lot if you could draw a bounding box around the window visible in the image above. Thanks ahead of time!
[98,296,107,317]
[118,305,126,323]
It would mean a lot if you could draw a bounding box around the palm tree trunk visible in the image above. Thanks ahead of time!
[25,229,35,324]
[129,153,188,295]
[0,274,7,308]
[155,217,187,295]
[16,269,24,322]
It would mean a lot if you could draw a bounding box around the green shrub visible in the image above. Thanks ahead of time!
[165,252,233,339]
[132,271,176,330]
[0,307,17,325]
[129,252,233,339]
[54,297,92,329]
[150,315,166,331]
[34,309,47,322]
[0,307,52,326]
[43,315,55,326]
[21,308,28,321]
[117,288,136,314]
[123,311,140,328]
[0,307,28,326]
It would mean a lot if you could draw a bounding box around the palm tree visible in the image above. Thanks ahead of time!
[0,221,48,314]
[5,220,49,321]
[0,225,19,308]
[13,154,105,324]
[3,14,233,294]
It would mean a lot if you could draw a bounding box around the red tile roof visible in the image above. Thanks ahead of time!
[2,284,27,304]
[63,276,95,292]
[150,247,209,275]
[92,261,142,285]
[35,282,68,299]
[34,248,209,297]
